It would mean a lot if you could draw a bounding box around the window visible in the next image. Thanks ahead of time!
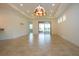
[58,15,66,24]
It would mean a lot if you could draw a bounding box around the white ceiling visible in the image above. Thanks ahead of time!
[55,3,71,18]
[10,3,60,18]
[0,3,71,19]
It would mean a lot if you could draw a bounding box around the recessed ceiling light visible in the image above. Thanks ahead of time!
[20,4,23,7]
[52,4,55,6]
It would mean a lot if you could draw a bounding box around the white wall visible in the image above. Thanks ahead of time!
[56,4,79,46]
[52,19,57,35]
[0,8,29,40]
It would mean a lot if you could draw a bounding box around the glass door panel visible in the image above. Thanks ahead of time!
[29,22,33,33]
[39,23,44,33]
[44,22,50,33]
[38,22,51,34]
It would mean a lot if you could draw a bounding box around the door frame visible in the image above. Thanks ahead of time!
[38,21,52,34]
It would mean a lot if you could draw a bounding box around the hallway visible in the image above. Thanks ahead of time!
[0,33,79,56]
[0,3,79,56]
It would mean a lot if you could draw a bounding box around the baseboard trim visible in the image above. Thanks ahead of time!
[0,34,27,40]
[57,33,79,47]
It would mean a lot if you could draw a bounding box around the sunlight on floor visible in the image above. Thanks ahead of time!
[38,33,51,48]
[28,33,51,48]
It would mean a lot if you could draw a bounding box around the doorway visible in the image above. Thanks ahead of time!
[38,21,51,34]
[28,22,33,43]
[29,22,33,33]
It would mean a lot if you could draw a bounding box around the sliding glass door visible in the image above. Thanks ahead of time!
[38,22,51,34]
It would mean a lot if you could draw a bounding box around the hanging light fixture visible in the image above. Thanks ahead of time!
[34,5,46,16]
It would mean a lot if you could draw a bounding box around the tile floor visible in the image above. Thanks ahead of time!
[0,33,79,56]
